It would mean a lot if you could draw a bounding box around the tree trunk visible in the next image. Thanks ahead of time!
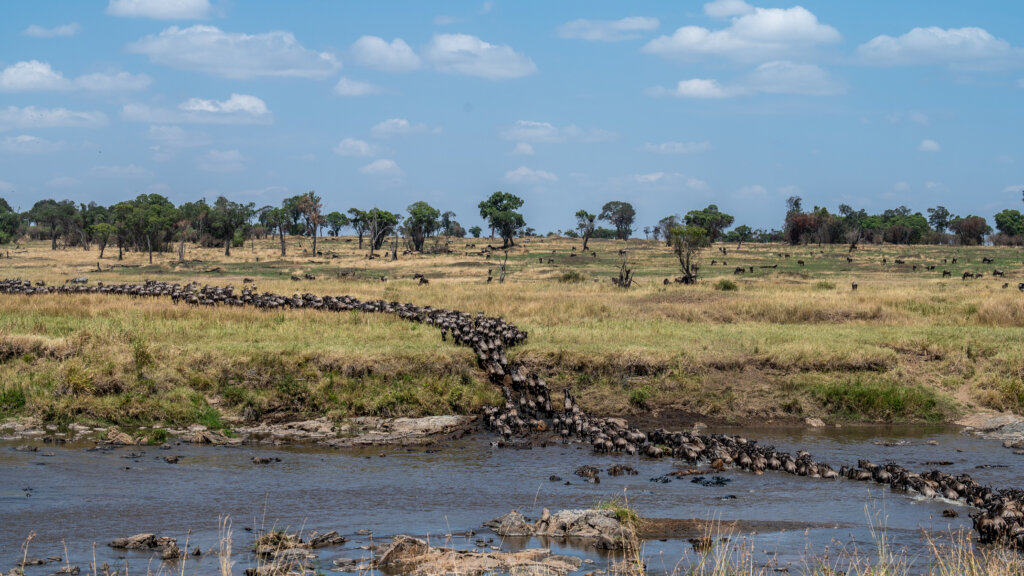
[357,231,363,249]
[311,227,317,254]
[582,234,590,251]
[99,241,106,259]
[50,225,57,250]
[118,241,123,261]
[279,229,286,256]
[147,236,153,264]
[178,237,185,263]
[224,234,231,256]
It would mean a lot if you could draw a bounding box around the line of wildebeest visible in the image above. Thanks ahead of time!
[0,276,1022,547]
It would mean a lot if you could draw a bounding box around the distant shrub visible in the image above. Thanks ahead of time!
[559,270,586,283]
[714,279,738,291]
[814,281,836,290]
[0,386,26,412]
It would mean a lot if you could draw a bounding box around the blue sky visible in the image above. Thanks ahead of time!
[1,0,1022,234]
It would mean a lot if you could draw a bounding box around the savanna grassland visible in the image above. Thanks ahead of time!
[2,235,1024,432]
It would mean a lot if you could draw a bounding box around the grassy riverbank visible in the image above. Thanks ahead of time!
[2,236,1023,430]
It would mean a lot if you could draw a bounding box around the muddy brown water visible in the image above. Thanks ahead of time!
[1,424,1020,574]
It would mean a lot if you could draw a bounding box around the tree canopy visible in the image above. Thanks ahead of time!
[478,191,525,248]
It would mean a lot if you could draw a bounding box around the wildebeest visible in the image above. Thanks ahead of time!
[734,266,745,275]
[993,269,1005,277]
[983,257,994,264]
[797,260,805,266]
[942,270,952,278]
[851,282,858,291]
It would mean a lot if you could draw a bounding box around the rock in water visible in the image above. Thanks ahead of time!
[374,535,429,572]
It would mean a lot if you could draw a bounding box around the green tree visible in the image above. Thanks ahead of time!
[90,222,116,258]
[994,209,1024,237]
[684,204,735,243]
[575,210,596,251]
[263,207,289,256]
[927,206,952,234]
[296,191,323,254]
[656,215,679,246]
[478,191,525,248]
[30,199,77,250]
[405,201,441,251]
[468,225,482,238]
[599,201,635,240]
[731,224,753,248]
[0,197,21,244]
[325,211,350,236]
[209,196,254,256]
[670,225,708,284]
[949,215,991,246]
[365,208,401,255]
[348,208,368,249]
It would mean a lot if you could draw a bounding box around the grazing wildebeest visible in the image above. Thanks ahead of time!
[734,266,745,275]
[993,269,1005,277]
[851,282,858,291]
[797,260,805,266]
[983,257,994,264]
[1003,283,1009,289]
[952,258,958,264]
[942,270,951,278]
[846,257,853,263]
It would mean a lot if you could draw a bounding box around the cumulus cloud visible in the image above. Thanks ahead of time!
[147,125,207,147]
[350,36,420,72]
[643,5,840,62]
[359,159,403,178]
[0,106,107,130]
[557,17,659,42]
[649,61,843,98]
[0,61,152,93]
[127,25,340,79]
[0,135,63,153]
[510,142,535,156]
[642,141,711,154]
[122,94,271,124]
[90,164,153,178]
[858,27,1019,67]
[46,176,81,188]
[197,149,246,172]
[23,23,80,37]
[500,120,614,143]
[333,137,377,157]
[632,172,711,191]
[424,34,536,79]
[505,166,557,183]
[704,0,755,18]
[370,118,435,138]
[334,77,383,96]
[738,184,768,196]
[919,139,940,152]
[107,0,211,19]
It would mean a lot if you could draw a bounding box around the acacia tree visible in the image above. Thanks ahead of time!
[670,225,708,284]
[365,208,401,256]
[478,191,525,248]
[325,211,349,236]
[90,222,116,258]
[210,196,254,256]
[348,208,368,248]
[949,215,991,246]
[296,191,323,254]
[405,201,441,252]
[575,210,596,251]
[599,201,635,240]
[684,204,734,243]
[176,199,209,262]
[732,224,753,248]
[656,215,679,246]
[469,225,482,238]
[263,207,289,256]
[30,199,77,250]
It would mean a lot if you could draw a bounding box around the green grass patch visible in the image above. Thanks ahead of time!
[803,376,954,422]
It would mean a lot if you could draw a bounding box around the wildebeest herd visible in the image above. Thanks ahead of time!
[0,276,1023,547]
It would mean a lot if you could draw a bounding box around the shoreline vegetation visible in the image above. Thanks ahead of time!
[1,237,1024,435]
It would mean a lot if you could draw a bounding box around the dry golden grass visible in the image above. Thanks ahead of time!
[1,235,1023,428]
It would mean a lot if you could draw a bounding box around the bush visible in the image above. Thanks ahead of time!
[0,385,26,412]
[147,428,168,445]
[714,279,738,291]
[814,281,836,290]
[559,270,586,283]
[629,386,651,408]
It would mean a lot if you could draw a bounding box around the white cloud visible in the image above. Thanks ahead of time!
[370,118,435,138]
[23,23,80,38]
[0,180,14,193]
[434,15,461,26]
[643,5,840,61]
[648,78,735,99]
[424,34,537,79]
[633,172,710,191]
[919,139,940,152]
[350,36,420,72]
[893,181,910,191]
[46,176,81,188]
[505,166,557,183]
[909,111,929,125]
[500,120,614,143]
[0,61,71,92]
[480,1,494,14]
[738,184,768,196]
[127,25,340,79]
[90,164,153,178]
[704,0,754,18]
[510,142,534,155]
[107,0,211,19]
[0,135,63,153]
[746,61,844,95]
[557,17,659,42]
[333,137,377,157]
[649,61,842,98]
[0,106,107,130]
[0,61,150,92]
[75,71,152,91]
[334,77,383,96]
[1018,79,1024,89]
[197,149,246,172]
[857,27,1019,67]
[642,141,712,154]
[122,94,271,124]
[147,125,207,147]
[181,93,268,115]
[359,158,403,178]
[1004,184,1024,194]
